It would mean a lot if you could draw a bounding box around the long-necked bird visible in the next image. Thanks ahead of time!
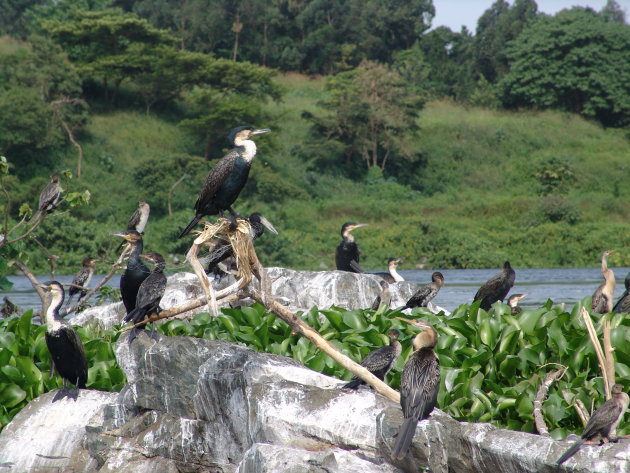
[473,261,515,311]
[592,249,616,314]
[402,272,444,310]
[66,257,99,308]
[32,173,62,221]
[335,222,368,272]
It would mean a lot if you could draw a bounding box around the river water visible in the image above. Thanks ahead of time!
[3,267,629,314]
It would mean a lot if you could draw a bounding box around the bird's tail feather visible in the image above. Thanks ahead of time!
[178,215,201,239]
[123,307,139,324]
[557,439,584,465]
[342,378,362,390]
[391,418,419,460]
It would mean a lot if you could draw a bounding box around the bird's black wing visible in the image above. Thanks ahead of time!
[400,350,440,421]
[591,285,608,313]
[46,327,87,388]
[473,272,504,302]
[360,345,397,378]
[38,182,61,212]
[195,150,239,212]
[135,273,167,311]
[582,399,624,439]
[69,267,90,297]
[404,284,434,309]
[126,208,141,230]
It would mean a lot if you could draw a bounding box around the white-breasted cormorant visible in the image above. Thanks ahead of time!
[391,318,440,460]
[66,257,99,307]
[178,126,271,238]
[124,252,167,344]
[473,261,515,311]
[335,222,368,272]
[613,272,630,313]
[508,293,527,315]
[592,249,616,314]
[206,212,277,277]
[40,281,88,397]
[126,200,151,234]
[343,329,402,389]
[32,173,62,221]
[374,258,404,283]
[112,230,151,316]
[402,272,444,310]
[556,383,629,465]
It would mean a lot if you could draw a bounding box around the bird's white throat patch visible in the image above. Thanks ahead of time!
[239,140,258,162]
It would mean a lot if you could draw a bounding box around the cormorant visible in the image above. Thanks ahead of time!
[126,200,151,234]
[473,261,515,311]
[40,281,87,398]
[613,271,630,313]
[124,252,167,344]
[206,212,277,278]
[33,173,62,221]
[391,318,440,460]
[592,250,616,314]
[111,230,150,316]
[66,257,99,307]
[401,272,445,310]
[374,258,404,283]
[556,383,629,465]
[343,329,402,389]
[178,126,271,238]
[335,222,368,272]
[507,293,527,315]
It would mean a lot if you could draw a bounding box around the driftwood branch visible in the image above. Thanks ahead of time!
[580,307,612,399]
[561,389,590,428]
[534,366,567,436]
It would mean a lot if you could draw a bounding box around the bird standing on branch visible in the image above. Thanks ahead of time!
[32,173,63,221]
[343,329,401,390]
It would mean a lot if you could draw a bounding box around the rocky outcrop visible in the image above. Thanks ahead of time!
[0,334,627,473]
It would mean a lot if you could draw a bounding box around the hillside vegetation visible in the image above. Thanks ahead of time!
[11,73,630,274]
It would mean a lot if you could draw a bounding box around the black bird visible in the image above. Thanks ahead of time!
[473,261,515,311]
[111,230,151,315]
[126,200,151,234]
[401,272,445,311]
[32,173,62,221]
[613,271,630,313]
[178,126,271,238]
[0,297,18,318]
[556,383,629,465]
[66,257,99,307]
[391,318,440,460]
[206,213,277,278]
[335,222,368,272]
[507,293,527,315]
[124,252,167,344]
[40,281,87,399]
[374,258,404,283]
[343,329,402,389]
[592,249,616,314]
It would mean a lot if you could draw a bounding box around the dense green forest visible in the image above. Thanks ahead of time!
[1,0,630,276]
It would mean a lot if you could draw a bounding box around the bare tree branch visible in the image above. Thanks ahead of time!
[534,366,567,436]
[580,307,611,399]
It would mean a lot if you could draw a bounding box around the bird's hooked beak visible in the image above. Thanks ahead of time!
[352,223,368,230]
[259,215,278,235]
[250,128,271,136]
[396,317,434,331]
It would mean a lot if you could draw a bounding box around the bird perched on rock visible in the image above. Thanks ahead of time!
[473,261,515,311]
[32,173,62,221]
[335,222,368,273]
[206,213,277,278]
[40,281,87,400]
[124,252,167,344]
[374,258,404,283]
[613,272,630,313]
[401,272,444,311]
[66,257,99,308]
[508,293,527,315]
[112,230,151,316]
[178,126,271,238]
[592,249,616,314]
[391,318,440,460]
[343,329,401,389]
[556,383,629,465]
[126,200,150,234]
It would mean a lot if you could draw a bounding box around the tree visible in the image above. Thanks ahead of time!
[600,0,627,23]
[500,7,630,127]
[313,60,423,173]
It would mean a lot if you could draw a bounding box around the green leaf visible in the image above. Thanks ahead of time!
[518,309,546,336]
[0,384,27,408]
[342,311,368,330]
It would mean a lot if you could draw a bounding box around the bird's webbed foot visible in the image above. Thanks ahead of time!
[52,387,80,402]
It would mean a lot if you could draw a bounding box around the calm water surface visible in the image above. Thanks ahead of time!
[3,267,629,314]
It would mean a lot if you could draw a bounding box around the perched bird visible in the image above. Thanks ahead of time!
[374,258,404,283]
[0,297,18,318]
[66,257,99,308]
[126,200,151,234]
[401,272,445,311]
[111,230,150,315]
[343,329,402,389]
[508,293,527,315]
[556,383,629,465]
[371,280,391,311]
[613,272,630,313]
[206,213,277,278]
[32,173,62,221]
[178,126,271,238]
[391,318,440,460]
[591,250,616,314]
[124,252,167,344]
[473,261,515,311]
[335,222,368,273]
[40,281,87,399]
